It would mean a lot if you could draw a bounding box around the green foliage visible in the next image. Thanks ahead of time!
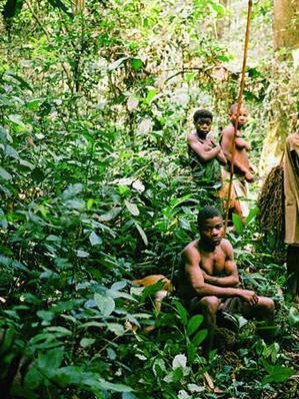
[0,0,297,398]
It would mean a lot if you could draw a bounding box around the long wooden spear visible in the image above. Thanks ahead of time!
[224,0,253,235]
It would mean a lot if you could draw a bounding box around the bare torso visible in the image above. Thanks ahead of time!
[221,125,251,175]
[234,145,250,174]
[178,238,236,299]
[186,239,228,276]
[188,132,216,152]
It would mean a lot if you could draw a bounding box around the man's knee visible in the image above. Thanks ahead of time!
[200,296,220,315]
[257,296,275,317]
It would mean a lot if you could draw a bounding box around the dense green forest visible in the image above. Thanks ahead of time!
[0,0,298,398]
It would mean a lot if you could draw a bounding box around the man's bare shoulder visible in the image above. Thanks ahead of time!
[187,132,198,143]
[182,240,201,262]
[219,238,234,256]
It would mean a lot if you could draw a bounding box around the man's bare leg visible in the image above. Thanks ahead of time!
[256,297,275,323]
[241,296,275,340]
[190,296,220,352]
[241,296,274,319]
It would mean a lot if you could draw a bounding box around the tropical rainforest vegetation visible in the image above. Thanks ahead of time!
[0,0,298,398]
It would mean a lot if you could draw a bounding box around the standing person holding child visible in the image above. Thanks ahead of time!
[219,103,255,220]
[187,109,226,207]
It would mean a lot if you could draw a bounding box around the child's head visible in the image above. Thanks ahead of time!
[193,109,213,136]
[229,103,248,128]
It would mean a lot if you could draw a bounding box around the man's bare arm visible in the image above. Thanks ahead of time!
[216,147,227,165]
[202,261,239,287]
[206,136,227,165]
[183,245,258,305]
[187,134,221,162]
[184,246,239,297]
[201,241,239,287]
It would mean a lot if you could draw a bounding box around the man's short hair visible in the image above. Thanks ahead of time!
[193,109,213,123]
[197,206,222,228]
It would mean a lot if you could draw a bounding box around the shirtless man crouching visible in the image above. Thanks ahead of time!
[178,206,275,351]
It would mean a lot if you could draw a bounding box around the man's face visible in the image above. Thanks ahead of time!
[195,117,212,135]
[199,216,224,247]
[230,106,248,127]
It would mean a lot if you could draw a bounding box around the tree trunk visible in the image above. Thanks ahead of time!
[273,0,299,49]
[216,0,228,39]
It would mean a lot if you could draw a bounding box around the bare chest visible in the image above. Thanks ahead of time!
[200,249,226,276]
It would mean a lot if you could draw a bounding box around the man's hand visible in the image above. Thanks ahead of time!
[239,289,259,306]
[205,139,216,149]
[244,142,251,151]
[208,137,217,147]
[205,141,221,154]
[201,270,210,282]
[245,170,254,182]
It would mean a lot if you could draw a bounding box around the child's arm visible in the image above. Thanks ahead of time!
[207,136,227,165]
[187,134,221,162]
[217,147,227,165]
[235,137,251,151]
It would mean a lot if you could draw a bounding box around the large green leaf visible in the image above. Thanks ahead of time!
[80,338,95,348]
[125,200,140,216]
[98,379,134,392]
[288,307,299,326]
[0,255,29,272]
[5,144,19,159]
[37,347,64,370]
[0,167,12,181]
[174,300,188,326]
[94,293,115,317]
[262,361,295,385]
[89,231,102,246]
[61,183,83,199]
[187,314,204,336]
[97,207,122,222]
[191,329,208,346]
[106,322,125,336]
[24,367,43,390]
[232,213,244,235]
[135,222,148,245]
